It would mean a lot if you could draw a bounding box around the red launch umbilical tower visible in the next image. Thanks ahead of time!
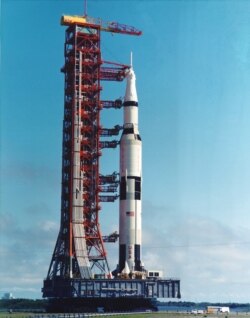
[45,15,141,282]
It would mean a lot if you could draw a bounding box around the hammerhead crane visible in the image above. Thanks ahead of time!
[61,15,142,36]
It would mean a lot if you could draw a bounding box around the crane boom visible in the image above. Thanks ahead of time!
[61,15,142,36]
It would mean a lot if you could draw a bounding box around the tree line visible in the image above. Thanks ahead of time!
[0,299,48,310]
[0,299,249,311]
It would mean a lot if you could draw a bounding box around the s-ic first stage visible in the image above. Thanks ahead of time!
[42,12,180,313]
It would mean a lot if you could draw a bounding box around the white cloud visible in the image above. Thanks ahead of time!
[1,201,250,302]
[40,220,58,232]
[141,202,250,302]
[0,212,57,299]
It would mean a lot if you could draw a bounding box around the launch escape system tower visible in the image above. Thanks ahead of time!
[42,12,181,312]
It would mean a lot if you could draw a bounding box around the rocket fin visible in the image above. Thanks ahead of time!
[121,261,130,275]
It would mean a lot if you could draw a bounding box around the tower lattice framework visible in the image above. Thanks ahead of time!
[46,23,129,281]
[47,24,108,279]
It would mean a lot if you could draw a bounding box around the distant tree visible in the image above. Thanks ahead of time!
[0,299,48,311]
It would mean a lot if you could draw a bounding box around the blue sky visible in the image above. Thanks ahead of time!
[1,0,250,302]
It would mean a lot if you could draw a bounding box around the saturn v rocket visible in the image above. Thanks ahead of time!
[118,66,143,274]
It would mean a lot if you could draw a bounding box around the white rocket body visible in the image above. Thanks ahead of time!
[119,67,142,273]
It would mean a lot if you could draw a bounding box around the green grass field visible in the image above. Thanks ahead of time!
[0,313,34,318]
[0,312,249,318]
